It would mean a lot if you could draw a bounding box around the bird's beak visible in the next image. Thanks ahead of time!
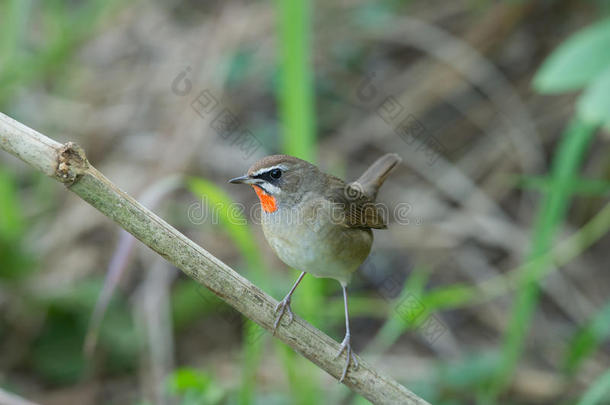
[228,174,259,185]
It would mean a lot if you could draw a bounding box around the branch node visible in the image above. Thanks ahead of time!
[56,142,89,184]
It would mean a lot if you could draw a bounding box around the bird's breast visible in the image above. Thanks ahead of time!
[260,200,373,284]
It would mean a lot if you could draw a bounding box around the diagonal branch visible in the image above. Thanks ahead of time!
[0,112,431,405]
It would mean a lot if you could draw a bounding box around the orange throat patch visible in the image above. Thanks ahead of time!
[252,185,278,213]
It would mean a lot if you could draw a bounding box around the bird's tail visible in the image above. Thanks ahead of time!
[354,153,402,199]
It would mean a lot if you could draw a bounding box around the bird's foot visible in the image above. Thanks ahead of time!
[273,296,294,334]
[334,333,359,383]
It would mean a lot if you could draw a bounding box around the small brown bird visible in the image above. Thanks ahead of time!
[229,153,401,382]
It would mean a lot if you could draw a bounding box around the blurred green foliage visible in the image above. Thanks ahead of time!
[492,118,597,397]
[0,169,35,280]
[274,0,324,404]
[0,169,141,384]
[188,177,263,272]
[171,280,220,330]
[0,0,123,108]
[187,177,267,405]
[490,15,610,402]
[563,300,610,374]
[534,18,610,128]
[0,0,139,389]
[167,368,225,405]
[576,369,610,405]
[34,279,141,383]
[0,167,140,384]
[367,266,430,353]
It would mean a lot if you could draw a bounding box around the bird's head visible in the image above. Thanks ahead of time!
[229,154,321,213]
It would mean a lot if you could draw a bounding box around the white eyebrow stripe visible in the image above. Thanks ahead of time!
[251,165,288,177]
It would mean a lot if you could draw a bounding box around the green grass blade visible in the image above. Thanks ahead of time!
[367,267,429,353]
[533,18,610,93]
[489,118,597,397]
[0,168,24,239]
[275,0,321,401]
[577,65,610,128]
[576,369,610,405]
[563,300,610,374]
[0,167,35,280]
[419,199,610,314]
[0,0,31,73]
[188,177,263,273]
[276,0,316,161]
[187,177,266,405]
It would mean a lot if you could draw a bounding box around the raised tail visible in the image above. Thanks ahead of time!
[354,153,402,199]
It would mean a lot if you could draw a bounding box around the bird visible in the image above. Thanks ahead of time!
[229,153,401,382]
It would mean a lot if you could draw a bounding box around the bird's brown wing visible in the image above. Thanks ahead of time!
[325,176,387,229]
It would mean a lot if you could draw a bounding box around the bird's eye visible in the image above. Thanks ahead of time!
[269,168,282,180]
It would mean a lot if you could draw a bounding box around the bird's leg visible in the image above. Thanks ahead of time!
[273,271,306,334]
[334,284,359,383]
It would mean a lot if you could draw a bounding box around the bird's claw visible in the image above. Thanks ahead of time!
[273,297,294,334]
[334,333,359,383]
